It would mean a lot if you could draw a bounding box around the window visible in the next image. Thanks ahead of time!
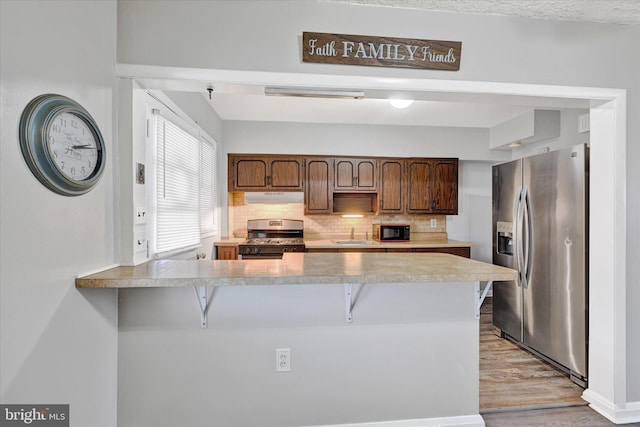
[200,136,215,235]
[153,112,215,257]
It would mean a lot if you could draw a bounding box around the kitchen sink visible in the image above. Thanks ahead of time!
[333,240,374,245]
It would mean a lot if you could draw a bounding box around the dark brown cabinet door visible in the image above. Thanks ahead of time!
[216,245,238,260]
[231,158,268,190]
[305,158,332,214]
[270,159,302,189]
[406,158,458,214]
[406,159,433,213]
[334,158,377,191]
[432,159,458,214]
[379,159,405,213]
[228,155,303,191]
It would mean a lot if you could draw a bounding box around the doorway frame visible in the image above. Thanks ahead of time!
[117,64,631,423]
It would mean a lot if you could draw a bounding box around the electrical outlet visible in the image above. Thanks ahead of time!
[134,231,147,253]
[430,218,438,228]
[136,206,147,224]
[276,348,291,372]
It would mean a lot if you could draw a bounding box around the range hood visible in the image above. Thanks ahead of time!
[243,192,304,204]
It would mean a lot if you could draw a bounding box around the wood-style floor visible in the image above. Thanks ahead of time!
[479,298,640,426]
[479,298,585,412]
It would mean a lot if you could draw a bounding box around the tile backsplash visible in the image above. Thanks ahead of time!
[228,194,446,238]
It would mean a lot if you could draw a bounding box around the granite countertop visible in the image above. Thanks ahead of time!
[76,252,515,289]
[214,238,244,246]
[214,235,474,249]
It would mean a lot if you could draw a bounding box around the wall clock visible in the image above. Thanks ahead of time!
[19,94,106,196]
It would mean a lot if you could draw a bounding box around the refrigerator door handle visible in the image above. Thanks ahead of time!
[522,186,533,288]
[514,186,525,287]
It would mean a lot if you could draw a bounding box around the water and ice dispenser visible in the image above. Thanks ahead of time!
[496,221,514,256]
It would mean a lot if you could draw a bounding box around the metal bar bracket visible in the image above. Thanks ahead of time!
[194,286,210,328]
[476,281,493,318]
[345,284,354,323]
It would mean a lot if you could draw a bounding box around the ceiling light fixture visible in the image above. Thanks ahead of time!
[265,87,365,99]
[508,141,522,148]
[341,214,364,218]
[389,99,414,109]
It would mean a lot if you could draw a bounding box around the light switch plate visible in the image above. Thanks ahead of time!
[136,162,145,184]
[136,206,146,224]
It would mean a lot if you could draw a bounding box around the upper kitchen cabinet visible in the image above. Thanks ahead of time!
[304,158,332,214]
[406,158,458,215]
[333,158,377,192]
[431,158,458,214]
[378,159,405,214]
[228,154,303,191]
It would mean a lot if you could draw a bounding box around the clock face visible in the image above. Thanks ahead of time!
[47,111,101,182]
[19,94,106,196]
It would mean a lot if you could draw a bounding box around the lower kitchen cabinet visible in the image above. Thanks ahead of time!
[306,247,470,257]
[215,244,239,260]
[336,247,386,253]
[414,247,470,258]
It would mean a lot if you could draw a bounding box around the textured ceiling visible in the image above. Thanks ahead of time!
[322,0,640,25]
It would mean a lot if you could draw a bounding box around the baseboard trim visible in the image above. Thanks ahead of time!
[583,389,640,424]
[308,414,485,427]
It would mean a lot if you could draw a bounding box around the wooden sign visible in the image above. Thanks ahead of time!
[302,32,462,71]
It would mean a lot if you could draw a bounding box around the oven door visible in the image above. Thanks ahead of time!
[239,253,283,260]
[238,245,284,260]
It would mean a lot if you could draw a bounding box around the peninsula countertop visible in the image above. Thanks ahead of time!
[76,252,516,289]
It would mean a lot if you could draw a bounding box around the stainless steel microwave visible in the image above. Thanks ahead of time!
[372,224,410,241]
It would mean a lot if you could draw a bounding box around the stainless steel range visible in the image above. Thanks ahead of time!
[239,219,305,259]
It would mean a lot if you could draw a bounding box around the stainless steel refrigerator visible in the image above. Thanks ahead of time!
[492,143,588,387]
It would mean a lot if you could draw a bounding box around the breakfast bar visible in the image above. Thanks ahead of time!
[78,253,515,427]
[76,252,514,288]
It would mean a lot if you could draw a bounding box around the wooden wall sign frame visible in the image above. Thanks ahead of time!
[302,32,462,71]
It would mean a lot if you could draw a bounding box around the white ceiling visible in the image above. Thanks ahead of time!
[179,0,638,128]
[206,87,535,128]
[323,0,640,25]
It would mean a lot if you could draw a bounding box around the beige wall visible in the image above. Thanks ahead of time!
[228,194,446,239]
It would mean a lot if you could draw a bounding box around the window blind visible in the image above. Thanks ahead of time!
[155,115,201,255]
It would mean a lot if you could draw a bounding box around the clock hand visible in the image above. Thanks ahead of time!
[72,144,96,150]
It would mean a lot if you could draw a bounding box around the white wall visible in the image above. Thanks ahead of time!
[114,0,640,418]
[118,281,481,427]
[0,1,118,426]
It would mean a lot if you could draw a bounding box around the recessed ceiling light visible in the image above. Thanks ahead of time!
[389,99,414,109]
